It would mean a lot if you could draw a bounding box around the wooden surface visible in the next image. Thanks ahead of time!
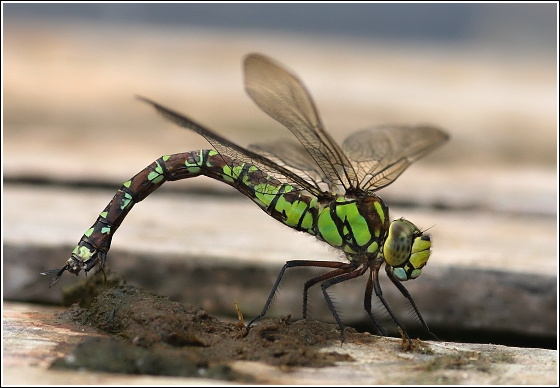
[3,18,557,385]
[3,301,557,385]
[3,185,557,341]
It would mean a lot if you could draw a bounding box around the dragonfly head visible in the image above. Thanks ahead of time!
[383,218,431,281]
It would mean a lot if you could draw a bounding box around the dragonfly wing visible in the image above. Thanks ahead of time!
[249,139,339,193]
[244,53,358,192]
[342,125,449,192]
[137,96,323,196]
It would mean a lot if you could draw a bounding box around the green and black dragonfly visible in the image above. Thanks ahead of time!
[43,53,448,342]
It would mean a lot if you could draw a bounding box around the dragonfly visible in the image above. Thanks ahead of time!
[42,53,448,343]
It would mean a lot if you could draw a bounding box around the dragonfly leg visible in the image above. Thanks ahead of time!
[385,266,439,340]
[301,263,355,319]
[247,260,355,331]
[319,265,369,342]
[371,264,412,344]
[247,262,290,330]
[364,271,388,336]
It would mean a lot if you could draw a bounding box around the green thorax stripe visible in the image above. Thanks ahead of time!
[316,195,388,255]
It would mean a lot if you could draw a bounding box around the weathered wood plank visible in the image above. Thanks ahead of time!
[3,301,557,385]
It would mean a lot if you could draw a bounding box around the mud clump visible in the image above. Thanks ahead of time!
[52,275,355,381]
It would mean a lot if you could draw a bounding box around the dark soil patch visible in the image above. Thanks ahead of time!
[51,272,355,381]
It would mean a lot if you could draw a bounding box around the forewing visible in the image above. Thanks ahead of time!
[244,53,358,192]
[342,125,449,191]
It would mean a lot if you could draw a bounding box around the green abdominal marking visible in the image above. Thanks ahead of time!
[43,53,448,346]
[276,194,316,230]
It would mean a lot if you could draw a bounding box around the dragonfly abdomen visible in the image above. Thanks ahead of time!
[200,151,322,233]
[64,149,325,276]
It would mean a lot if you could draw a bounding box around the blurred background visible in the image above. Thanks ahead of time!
[3,3,557,348]
[4,3,557,170]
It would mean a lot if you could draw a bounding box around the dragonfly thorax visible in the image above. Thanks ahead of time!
[315,194,390,258]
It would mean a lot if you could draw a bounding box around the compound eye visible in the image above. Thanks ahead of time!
[383,219,415,266]
[409,234,431,271]
[385,219,432,281]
